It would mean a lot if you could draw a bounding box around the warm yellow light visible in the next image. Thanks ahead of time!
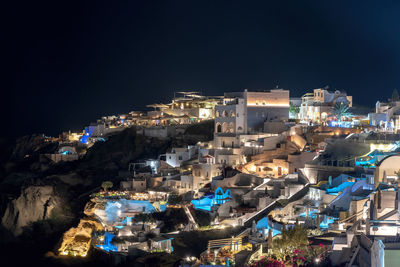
[247,103,289,107]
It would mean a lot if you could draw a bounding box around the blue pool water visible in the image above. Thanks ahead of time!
[104,200,156,224]
[256,217,281,237]
[326,182,354,194]
[160,203,167,212]
[97,232,118,252]
[191,195,214,211]
[191,187,231,211]
[299,210,336,229]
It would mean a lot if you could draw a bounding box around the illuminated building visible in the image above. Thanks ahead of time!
[215,89,289,134]
[369,99,400,132]
[299,87,352,124]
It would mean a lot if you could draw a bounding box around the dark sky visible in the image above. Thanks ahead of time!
[5,0,400,138]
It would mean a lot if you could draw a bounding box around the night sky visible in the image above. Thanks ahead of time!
[5,1,400,138]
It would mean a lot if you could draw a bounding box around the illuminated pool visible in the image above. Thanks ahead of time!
[256,217,281,237]
[191,187,231,211]
[96,232,118,252]
[101,200,156,225]
[299,209,337,229]
[326,182,354,194]
[191,195,214,211]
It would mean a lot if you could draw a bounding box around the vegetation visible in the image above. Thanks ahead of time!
[260,224,329,266]
[152,208,188,233]
[193,209,212,227]
[101,181,113,192]
[392,88,399,102]
[133,213,155,225]
[289,102,300,116]
[184,120,214,140]
[332,102,352,121]
[167,193,183,205]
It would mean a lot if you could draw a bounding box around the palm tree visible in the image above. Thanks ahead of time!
[332,102,351,121]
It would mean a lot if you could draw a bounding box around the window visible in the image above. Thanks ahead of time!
[216,110,220,117]
[216,123,222,133]
[230,110,235,117]
[222,110,228,117]
[178,155,182,160]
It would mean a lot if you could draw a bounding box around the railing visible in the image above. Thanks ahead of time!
[235,228,250,239]
[242,182,310,226]
[183,205,198,229]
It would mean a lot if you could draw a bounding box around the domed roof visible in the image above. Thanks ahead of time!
[376,154,400,167]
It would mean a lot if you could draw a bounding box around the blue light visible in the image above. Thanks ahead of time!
[97,232,118,252]
[80,127,91,144]
[191,187,231,211]
[326,182,354,194]
[256,217,281,237]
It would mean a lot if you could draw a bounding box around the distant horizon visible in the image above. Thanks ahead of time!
[6,1,400,138]
[4,86,380,139]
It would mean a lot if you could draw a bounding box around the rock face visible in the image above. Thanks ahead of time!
[58,218,103,257]
[1,185,59,235]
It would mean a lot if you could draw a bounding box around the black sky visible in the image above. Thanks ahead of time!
[5,0,400,138]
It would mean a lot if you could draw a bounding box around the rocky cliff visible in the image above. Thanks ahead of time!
[1,185,60,235]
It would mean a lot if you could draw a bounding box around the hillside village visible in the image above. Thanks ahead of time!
[2,88,400,266]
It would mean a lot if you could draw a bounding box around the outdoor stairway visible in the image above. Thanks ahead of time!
[184,205,199,230]
[242,182,310,226]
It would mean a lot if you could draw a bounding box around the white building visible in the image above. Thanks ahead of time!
[369,100,400,132]
[299,88,352,123]
[165,146,196,168]
[215,89,289,134]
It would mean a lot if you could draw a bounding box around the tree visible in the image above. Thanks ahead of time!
[332,102,351,121]
[134,213,154,231]
[267,230,273,250]
[167,194,183,205]
[392,89,399,102]
[133,213,154,224]
[289,102,300,118]
[194,210,212,227]
[271,225,309,261]
[101,181,113,192]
